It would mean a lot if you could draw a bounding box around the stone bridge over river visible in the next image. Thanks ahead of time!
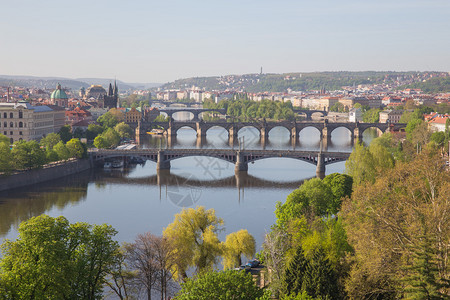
[89,148,351,178]
[135,120,406,147]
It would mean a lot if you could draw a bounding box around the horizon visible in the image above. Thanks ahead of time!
[1,0,449,83]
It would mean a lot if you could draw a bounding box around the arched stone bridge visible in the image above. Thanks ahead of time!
[89,148,350,178]
[158,108,227,121]
[293,109,328,119]
[137,120,406,146]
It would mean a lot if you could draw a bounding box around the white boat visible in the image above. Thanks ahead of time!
[104,162,112,168]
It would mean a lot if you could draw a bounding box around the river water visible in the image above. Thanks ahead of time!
[0,120,378,253]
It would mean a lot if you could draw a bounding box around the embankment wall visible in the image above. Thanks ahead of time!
[0,159,92,192]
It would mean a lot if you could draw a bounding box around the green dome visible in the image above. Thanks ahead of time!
[51,83,68,99]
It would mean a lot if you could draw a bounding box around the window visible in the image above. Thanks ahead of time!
[19,111,23,118]
[3,113,6,118]
[19,122,23,128]
[4,122,7,128]
[10,122,13,128]
[19,131,22,135]
[3,131,6,135]
[10,113,13,118]
[10,131,13,136]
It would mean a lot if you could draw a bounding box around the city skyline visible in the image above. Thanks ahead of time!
[1,0,449,83]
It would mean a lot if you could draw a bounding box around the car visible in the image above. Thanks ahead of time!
[245,259,260,269]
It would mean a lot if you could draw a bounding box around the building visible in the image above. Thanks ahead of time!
[124,107,142,123]
[102,82,119,109]
[50,83,69,108]
[424,113,449,132]
[379,110,403,123]
[85,85,107,99]
[65,106,92,125]
[0,102,65,143]
[349,108,363,122]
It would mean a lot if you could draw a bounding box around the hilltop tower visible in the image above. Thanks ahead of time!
[103,80,119,109]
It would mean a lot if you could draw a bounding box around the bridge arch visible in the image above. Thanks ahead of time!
[205,125,229,136]
[298,125,322,136]
[310,111,327,119]
[175,125,197,135]
[247,156,317,166]
[171,111,196,121]
[268,125,291,136]
[328,125,353,137]
[237,125,261,136]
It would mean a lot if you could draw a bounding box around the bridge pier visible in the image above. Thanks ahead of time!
[291,127,298,139]
[156,151,171,171]
[166,126,177,137]
[260,127,268,141]
[167,135,177,148]
[196,122,206,137]
[353,127,362,144]
[196,135,207,148]
[235,151,248,173]
[316,152,326,179]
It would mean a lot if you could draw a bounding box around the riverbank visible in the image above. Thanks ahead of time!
[0,159,92,192]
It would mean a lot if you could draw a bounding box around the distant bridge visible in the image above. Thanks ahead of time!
[89,148,351,178]
[152,103,328,121]
[158,108,227,121]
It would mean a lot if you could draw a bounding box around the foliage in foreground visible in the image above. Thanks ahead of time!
[175,270,270,300]
[0,215,119,299]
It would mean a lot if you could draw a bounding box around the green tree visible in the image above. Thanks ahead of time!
[114,122,133,139]
[0,142,12,174]
[345,142,376,185]
[0,215,119,299]
[97,111,120,129]
[40,132,61,150]
[302,248,340,299]
[222,229,256,269]
[11,140,46,170]
[58,125,73,143]
[102,128,121,148]
[45,149,59,162]
[0,133,10,145]
[94,135,108,149]
[175,270,268,300]
[362,108,381,123]
[86,124,104,141]
[66,138,85,158]
[163,206,224,282]
[54,140,71,160]
[283,246,308,296]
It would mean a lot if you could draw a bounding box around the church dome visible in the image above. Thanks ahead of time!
[51,83,68,99]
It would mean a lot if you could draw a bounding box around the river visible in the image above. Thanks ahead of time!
[0,122,378,253]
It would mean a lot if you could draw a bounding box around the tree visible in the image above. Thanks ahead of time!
[322,173,353,214]
[0,142,12,174]
[124,232,160,300]
[54,140,71,160]
[58,125,73,143]
[102,128,121,148]
[66,138,85,158]
[162,206,224,282]
[98,111,120,128]
[362,108,381,123]
[302,248,340,299]
[345,141,376,185]
[222,229,256,270]
[0,215,119,299]
[40,132,61,150]
[341,150,450,298]
[283,246,309,296]
[11,140,46,170]
[0,134,9,145]
[86,124,104,141]
[94,135,108,149]
[175,270,268,300]
[114,122,134,139]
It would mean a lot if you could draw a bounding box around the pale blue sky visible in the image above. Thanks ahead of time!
[1,0,449,83]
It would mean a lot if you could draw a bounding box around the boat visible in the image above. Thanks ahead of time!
[103,162,112,168]
[146,129,164,135]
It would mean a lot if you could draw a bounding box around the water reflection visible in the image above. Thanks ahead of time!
[0,170,91,237]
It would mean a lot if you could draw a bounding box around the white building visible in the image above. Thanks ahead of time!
[349,108,363,122]
[0,102,65,143]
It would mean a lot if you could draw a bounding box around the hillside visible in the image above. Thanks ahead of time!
[161,71,447,93]
[398,76,450,93]
[0,75,161,91]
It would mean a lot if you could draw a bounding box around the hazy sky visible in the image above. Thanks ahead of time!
[1,0,449,83]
